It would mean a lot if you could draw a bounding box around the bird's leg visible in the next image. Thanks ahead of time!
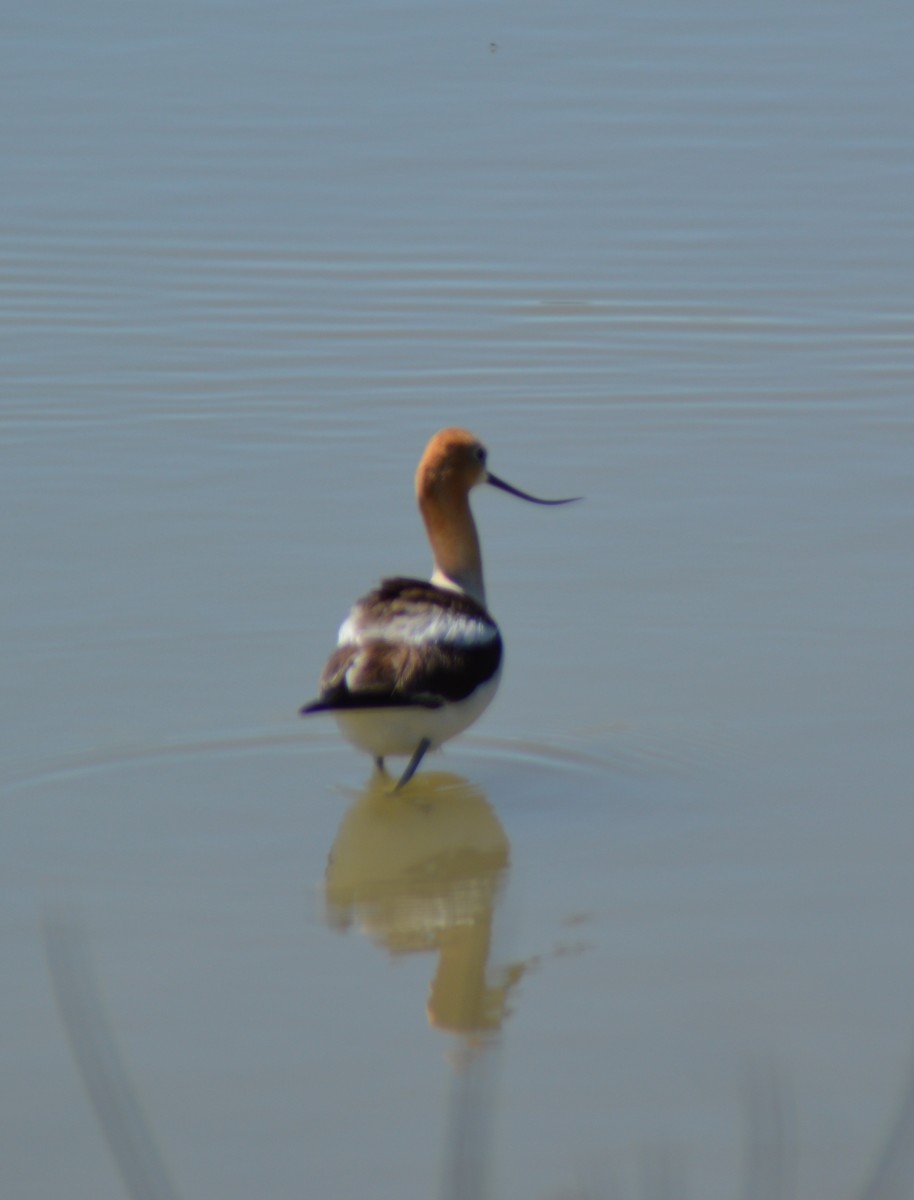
[394,738,431,790]
[374,756,386,773]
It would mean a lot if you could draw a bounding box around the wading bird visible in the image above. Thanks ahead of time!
[300,428,579,787]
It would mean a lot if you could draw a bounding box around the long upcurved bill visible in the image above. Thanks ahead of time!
[486,471,582,506]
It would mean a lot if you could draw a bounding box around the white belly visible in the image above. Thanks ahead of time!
[332,671,501,759]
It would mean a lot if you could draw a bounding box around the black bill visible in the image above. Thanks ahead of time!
[486,471,581,506]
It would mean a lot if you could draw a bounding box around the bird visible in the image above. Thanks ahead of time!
[300,428,579,788]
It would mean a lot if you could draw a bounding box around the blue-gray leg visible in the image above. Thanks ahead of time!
[395,738,431,790]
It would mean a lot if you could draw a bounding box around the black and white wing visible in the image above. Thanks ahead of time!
[300,578,502,713]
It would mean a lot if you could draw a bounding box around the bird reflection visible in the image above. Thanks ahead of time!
[324,770,527,1037]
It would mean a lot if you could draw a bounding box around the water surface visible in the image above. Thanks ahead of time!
[3,2,914,1198]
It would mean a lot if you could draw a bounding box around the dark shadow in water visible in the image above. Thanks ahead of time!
[324,769,530,1200]
[43,911,183,1200]
[857,1047,914,1200]
[737,1062,796,1200]
[558,1055,914,1200]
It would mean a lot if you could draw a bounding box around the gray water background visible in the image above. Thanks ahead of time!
[3,2,914,1198]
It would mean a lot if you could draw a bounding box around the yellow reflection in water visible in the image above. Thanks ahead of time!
[324,771,526,1036]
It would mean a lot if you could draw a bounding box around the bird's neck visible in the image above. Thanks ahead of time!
[420,490,486,607]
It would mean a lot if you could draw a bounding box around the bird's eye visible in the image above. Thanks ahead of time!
[473,445,487,465]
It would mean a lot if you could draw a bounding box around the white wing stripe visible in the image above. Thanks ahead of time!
[338,608,497,648]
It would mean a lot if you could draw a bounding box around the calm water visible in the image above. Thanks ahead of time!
[4,2,914,1198]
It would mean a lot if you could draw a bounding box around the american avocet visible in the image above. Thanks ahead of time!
[300,428,579,788]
